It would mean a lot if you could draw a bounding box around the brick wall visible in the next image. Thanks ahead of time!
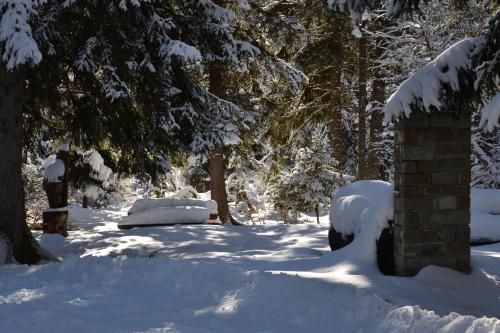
[393,111,471,276]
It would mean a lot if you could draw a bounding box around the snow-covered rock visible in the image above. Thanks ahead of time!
[329,180,394,236]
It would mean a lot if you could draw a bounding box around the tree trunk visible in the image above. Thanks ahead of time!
[328,62,344,167]
[357,33,368,180]
[208,64,241,225]
[0,67,42,264]
[209,146,232,224]
[366,21,387,180]
[315,204,320,224]
[82,195,89,208]
[366,78,385,180]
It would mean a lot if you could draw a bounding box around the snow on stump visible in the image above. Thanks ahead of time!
[393,111,471,276]
[42,145,69,237]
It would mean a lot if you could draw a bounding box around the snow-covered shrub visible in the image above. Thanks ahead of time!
[472,109,500,189]
[227,170,250,204]
[23,162,46,228]
[69,149,114,207]
[267,129,348,223]
[170,186,200,199]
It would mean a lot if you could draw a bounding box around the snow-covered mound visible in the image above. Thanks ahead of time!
[121,206,212,228]
[168,186,200,199]
[120,198,219,228]
[329,180,394,236]
[128,198,217,216]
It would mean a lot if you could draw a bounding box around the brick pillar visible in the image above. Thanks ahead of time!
[393,111,471,276]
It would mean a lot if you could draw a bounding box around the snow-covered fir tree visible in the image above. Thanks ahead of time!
[267,126,348,223]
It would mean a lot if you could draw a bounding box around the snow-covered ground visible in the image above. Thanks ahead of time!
[0,205,499,332]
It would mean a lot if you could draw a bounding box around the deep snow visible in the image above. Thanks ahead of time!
[0,205,498,332]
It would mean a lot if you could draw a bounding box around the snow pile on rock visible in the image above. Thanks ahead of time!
[330,180,394,237]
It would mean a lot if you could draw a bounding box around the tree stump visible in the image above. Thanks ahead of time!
[42,210,68,237]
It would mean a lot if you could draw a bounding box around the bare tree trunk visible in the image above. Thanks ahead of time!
[0,67,42,264]
[357,33,368,180]
[208,64,241,225]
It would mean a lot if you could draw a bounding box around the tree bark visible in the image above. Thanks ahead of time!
[366,78,385,180]
[315,204,320,224]
[0,66,42,264]
[328,61,345,168]
[357,33,369,180]
[366,20,387,180]
[208,64,241,225]
[209,146,231,224]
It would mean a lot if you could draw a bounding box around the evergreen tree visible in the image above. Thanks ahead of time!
[0,0,258,262]
[267,126,347,223]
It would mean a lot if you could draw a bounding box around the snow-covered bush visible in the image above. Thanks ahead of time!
[472,109,500,188]
[69,149,114,207]
[22,162,46,228]
[267,129,347,223]
[170,186,200,199]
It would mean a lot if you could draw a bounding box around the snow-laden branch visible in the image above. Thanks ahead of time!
[0,0,42,69]
[480,93,500,133]
[383,37,480,124]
